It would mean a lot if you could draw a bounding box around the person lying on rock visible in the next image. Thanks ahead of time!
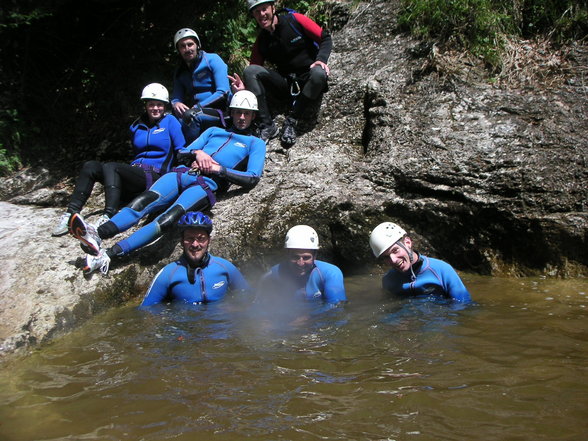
[229,0,331,146]
[52,83,185,237]
[171,27,231,144]
[68,90,266,275]
[369,222,472,303]
[140,212,250,306]
[256,225,347,312]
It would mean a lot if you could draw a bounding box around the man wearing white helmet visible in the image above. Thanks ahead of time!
[52,83,185,236]
[69,90,265,275]
[369,222,472,303]
[171,27,231,143]
[229,0,331,146]
[258,225,347,307]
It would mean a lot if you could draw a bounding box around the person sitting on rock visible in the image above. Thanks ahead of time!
[52,83,185,237]
[68,90,266,275]
[171,27,231,144]
[229,0,331,146]
[369,222,472,303]
[257,225,347,308]
[141,211,250,306]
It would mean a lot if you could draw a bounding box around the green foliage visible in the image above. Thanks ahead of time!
[0,109,23,176]
[398,0,516,69]
[0,4,53,173]
[283,0,330,26]
[0,7,50,30]
[0,148,21,176]
[522,0,588,42]
[398,0,588,70]
[196,1,258,74]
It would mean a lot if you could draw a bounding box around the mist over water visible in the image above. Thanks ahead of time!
[1,273,587,441]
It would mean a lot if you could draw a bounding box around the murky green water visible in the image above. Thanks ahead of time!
[1,274,587,441]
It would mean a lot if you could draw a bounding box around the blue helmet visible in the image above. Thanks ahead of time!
[177,211,213,233]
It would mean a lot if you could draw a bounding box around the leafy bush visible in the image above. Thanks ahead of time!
[196,1,257,74]
[398,0,588,70]
[0,109,23,176]
[520,0,588,40]
[283,0,330,26]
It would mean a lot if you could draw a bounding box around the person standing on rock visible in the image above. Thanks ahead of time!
[171,27,231,144]
[256,225,347,308]
[369,222,472,303]
[68,90,266,275]
[140,211,250,306]
[52,83,185,237]
[229,0,331,146]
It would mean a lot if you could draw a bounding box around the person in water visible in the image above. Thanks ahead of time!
[257,225,346,307]
[69,90,266,275]
[52,83,185,236]
[369,222,472,303]
[141,211,250,306]
[229,0,331,146]
[171,27,231,144]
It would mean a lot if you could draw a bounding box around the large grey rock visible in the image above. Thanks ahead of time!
[0,0,586,358]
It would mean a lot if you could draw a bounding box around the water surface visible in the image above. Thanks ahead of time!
[1,274,587,440]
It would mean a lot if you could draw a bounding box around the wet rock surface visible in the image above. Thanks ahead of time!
[1,0,586,358]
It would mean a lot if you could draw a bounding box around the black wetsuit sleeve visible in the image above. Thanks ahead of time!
[317,29,332,64]
[218,166,261,189]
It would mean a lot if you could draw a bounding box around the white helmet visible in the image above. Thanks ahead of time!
[229,90,258,111]
[369,222,407,257]
[174,28,201,48]
[285,225,319,250]
[140,83,169,103]
[248,0,274,11]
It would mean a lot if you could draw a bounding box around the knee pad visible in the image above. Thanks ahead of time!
[243,64,265,79]
[126,190,159,212]
[182,107,202,125]
[304,67,328,100]
[156,205,186,232]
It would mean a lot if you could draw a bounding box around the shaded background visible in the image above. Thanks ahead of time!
[0,0,256,172]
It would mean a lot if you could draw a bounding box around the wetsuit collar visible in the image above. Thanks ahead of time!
[188,51,203,69]
[411,254,423,273]
[229,125,254,136]
[279,260,316,284]
[138,112,163,128]
[180,252,210,269]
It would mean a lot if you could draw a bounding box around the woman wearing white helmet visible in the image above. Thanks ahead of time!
[370,222,472,303]
[257,225,347,308]
[68,87,267,275]
[171,27,231,144]
[52,83,185,237]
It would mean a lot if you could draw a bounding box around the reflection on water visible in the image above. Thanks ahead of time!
[1,274,587,441]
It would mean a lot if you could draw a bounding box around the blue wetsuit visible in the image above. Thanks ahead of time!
[130,113,185,174]
[172,51,231,142]
[102,126,266,256]
[259,260,347,306]
[382,255,472,303]
[141,253,250,306]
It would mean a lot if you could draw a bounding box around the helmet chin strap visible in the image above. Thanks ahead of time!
[396,240,417,281]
